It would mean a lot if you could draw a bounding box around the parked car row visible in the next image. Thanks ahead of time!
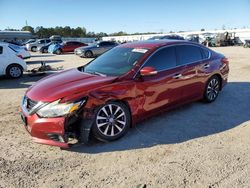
[26,38,119,58]
[48,41,87,54]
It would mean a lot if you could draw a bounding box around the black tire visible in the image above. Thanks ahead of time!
[43,48,48,53]
[56,49,62,55]
[92,101,131,142]
[203,75,221,103]
[85,50,93,58]
[31,46,37,52]
[6,64,23,78]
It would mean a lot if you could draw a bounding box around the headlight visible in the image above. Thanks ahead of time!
[36,99,86,118]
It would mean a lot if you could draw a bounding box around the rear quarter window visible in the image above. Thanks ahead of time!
[201,48,210,59]
[39,40,45,44]
[0,46,3,54]
[8,45,17,52]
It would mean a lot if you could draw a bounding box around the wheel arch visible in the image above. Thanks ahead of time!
[5,63,24,74]
[209,73,223,90]
[85,50,93,57]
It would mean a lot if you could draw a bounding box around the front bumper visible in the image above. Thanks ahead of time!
[74,50,85,57]
[20,106,69,148]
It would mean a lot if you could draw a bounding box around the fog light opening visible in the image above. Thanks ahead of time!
[47,133,65,143]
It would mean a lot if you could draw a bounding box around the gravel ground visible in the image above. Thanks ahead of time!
[0,47,250,188]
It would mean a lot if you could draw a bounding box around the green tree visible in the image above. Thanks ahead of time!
[21,26,34,34]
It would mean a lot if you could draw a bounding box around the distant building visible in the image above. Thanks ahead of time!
[103,29,250,43]
[0,31,35,41]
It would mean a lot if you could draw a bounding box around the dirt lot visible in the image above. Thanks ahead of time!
[0,47,250,188]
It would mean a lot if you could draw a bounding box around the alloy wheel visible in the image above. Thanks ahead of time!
[96,104,126,137]
[85,51,93,58]
[206,78,220,101]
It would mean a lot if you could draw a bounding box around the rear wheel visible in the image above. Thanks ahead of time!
[6,64,23,78]
[85,50,93,58]
[56,49,62,55]
[92,101,130,142]
[43,48,48,53]
[204,75,220,103]
[31,46,37,52]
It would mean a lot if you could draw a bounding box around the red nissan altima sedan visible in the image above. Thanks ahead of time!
[20,40,229,148]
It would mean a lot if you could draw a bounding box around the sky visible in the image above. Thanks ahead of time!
[0,0,250,34]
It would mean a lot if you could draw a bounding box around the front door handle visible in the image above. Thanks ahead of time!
[204,64,210,69]
[172,73,182,79]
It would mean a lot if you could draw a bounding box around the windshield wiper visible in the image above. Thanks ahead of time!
[93,71,106,77]
[85,71,106,77]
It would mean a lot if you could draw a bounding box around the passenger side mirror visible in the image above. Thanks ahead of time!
[140,67,157,76]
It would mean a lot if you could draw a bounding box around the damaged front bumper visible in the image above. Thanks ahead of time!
[20,106,92,149]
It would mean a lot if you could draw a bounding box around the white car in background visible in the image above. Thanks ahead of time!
[9,43,31,59]
[0,42,27,78]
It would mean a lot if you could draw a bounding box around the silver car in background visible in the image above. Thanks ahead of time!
[26,38,51,52]
[74,41,118,58]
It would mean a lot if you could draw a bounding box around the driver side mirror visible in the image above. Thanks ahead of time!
[140,66,157,76]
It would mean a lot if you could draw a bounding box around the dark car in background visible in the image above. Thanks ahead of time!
[74,41,118,58]
[148,35,184,40]
[48,41,88,54]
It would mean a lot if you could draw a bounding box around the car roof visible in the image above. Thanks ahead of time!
[119,39,198,49]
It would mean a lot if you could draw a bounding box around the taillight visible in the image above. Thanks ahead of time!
[24,47,28,51]
[17,54,23,59]
[221,57,229,66]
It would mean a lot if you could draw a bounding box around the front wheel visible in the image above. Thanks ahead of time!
[204,76,221,103]
[92,101,131,142]
[85,50,93,58]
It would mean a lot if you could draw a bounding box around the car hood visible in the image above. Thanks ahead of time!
[26,68,117,102]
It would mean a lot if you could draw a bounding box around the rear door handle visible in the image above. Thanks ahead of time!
[204,64,210,69]
[172,73,182,79]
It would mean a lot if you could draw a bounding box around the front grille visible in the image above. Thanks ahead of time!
[26,98,38,111]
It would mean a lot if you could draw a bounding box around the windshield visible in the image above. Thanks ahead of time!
[84,47,147,76]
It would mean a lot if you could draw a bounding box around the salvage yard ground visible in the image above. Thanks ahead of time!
[0,46,250,187]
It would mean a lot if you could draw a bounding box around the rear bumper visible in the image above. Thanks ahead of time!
[220,65,229,89]
[20,106,69,148]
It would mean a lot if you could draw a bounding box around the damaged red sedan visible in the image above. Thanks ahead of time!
[20,40,229,148]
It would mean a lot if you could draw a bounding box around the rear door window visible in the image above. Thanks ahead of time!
[176,45,203,65]
[144,46,177,71]
[39,40,45,44]
[72,42,80,45]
